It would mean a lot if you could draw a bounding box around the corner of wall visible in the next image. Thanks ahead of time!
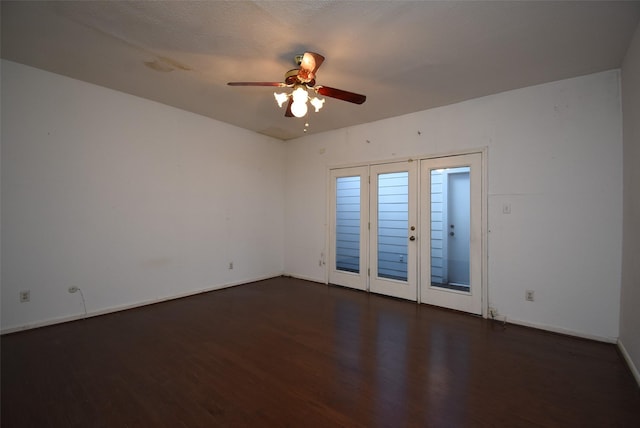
[619,21,640,386]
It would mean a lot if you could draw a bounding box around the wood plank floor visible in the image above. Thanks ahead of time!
[2,276,639,427]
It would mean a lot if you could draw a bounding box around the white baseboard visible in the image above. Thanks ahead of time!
[618,339,640,387]
[504,317,618,344]
[1,273,283,335]
[284,273,326,284]
[281,282,623,346]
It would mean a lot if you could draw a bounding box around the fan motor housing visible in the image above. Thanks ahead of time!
[285,68,314,87]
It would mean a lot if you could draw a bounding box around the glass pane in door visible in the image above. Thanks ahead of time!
[430,167,470,291]
[335,176,361,273]
[377,172,408,281]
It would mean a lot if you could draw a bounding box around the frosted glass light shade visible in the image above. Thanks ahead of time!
[291,86,309,117]
[274,92,288,107]
[291,100,308,117]
[310,97,325,112]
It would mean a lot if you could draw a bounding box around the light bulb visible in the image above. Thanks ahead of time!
[290,100,308,118]
[292,86,308,103]
[290,86,309,118]
[274,92,288,108]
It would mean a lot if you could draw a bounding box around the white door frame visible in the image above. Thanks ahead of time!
[326,149,487,316]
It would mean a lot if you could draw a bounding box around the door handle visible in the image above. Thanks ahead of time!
[409,236,416,241]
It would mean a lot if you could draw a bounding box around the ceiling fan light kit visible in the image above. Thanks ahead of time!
[228,52,366,119]
[275,85,326,118]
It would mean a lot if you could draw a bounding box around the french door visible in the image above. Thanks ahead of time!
[329,161,418,300]
[328,166,369,291]
[329,153,482,313]
[368,161,418,300]
[420,153,482,315]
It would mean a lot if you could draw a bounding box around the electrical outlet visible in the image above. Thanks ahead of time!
[19,290,30,303]
[228,262,233,270]
[68,286,79,293]
[526,290,535,302]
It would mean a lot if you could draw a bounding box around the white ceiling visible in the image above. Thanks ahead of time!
[2,1,639,140]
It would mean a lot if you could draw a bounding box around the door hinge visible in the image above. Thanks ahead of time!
[368,222,370,230]
[368,268,370,276]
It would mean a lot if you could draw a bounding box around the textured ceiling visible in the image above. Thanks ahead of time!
[2,1,640,140]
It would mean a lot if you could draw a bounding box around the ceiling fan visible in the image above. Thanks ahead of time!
[227,52,366,118]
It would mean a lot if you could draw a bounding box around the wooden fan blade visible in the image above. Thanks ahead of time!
[227,82,286,87]
[297,52,325,83]
[284,97,294,117]
[316,86,366,104]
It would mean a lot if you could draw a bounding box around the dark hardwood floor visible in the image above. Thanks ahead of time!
[2,276,639,427]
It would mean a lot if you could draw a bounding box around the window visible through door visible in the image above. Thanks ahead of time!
[377,171,409,281]
[335,176,361,274]
[430,167,470,292]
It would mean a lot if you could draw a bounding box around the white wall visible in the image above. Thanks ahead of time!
[1,58,627,345]
[284,70,623,342]
[1,60,285,332]
[620,23,640,383]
